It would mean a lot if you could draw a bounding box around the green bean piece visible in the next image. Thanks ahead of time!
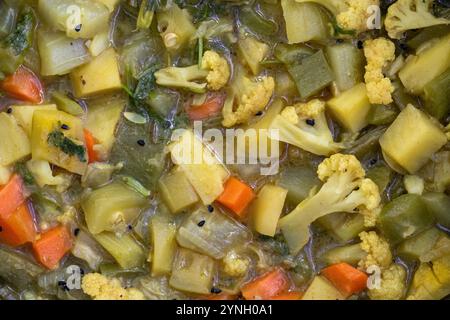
[422,192,450,228]
[422,68,450,120]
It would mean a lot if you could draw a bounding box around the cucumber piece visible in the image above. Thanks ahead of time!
[288,50,334,99]
[379,194,434,245]
[94,232,146,269]
[322,243,367,266]
[278,166,321,205]
[326,42,365,92]
[422,192,450,228]
[422,68,450,121]
[397,228,441,261]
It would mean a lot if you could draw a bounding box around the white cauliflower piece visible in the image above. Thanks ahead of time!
[82,273,145,300]
[222,66,275,127]
[155,50,230,93]
[368,263,406,300]
[201,50,230,90]
[385,0,450,39]
[364,38,396,104]
[222,251,250,277]
[279,154,381,254]
[295,0,380,34]
[358,231,393,270]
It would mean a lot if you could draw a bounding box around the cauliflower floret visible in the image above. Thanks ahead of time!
[358,231,393,270]
[26,159,72,192]
[202,50,230,90]
[270,99,343,156]
[279,154,381,254]
[364,38,396,104]
[222,67,274,127]
[385,0,450,40]
[280,106,299,125]
[368,263,406,300]
[155,50,230,93]
[295,0,380,34]
[82,273,145,300]
[336,0,380,33]
[222,251,250,277]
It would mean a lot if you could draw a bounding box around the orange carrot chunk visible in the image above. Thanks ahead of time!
[0,174,26,219]
[241,268,291,300]
[1,66,43,104]
[269,291,303,300]
[33,225,73,269]
[321,262,368,297]
[0,203,36,247]
[84,129,99,163]
[187,95,224,121]
[216,177,255,218]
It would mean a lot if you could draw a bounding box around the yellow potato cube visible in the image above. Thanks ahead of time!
[380,104,447,174]
[302,276,345,300]
[0,113,31,166]
[252,184,287,237]
[327,83,371,133]
[85,95,125,158]
[31,110,87,175]
[70,48,122,98]
[151,215,178,276]
[159,168,199,214]
[11,104,58,137]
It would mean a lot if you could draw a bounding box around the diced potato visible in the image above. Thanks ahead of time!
[70,48,122,98]
[168,130,229,205]
[158,168,199,214]
[169,248,215,295]
[380,104,447,173]
[38,0,110,39]
[31,110,87,175]
[11,104,57,137]
[0,113,31,166]
[399,34,450,94]
[302,276,345,300]
[94,232,145,269]
[252,184,287,237]
[82,181,147,234]
[150,215,177,276]
[238,35,270,75]
[37,30,91,76]
[85,95,125,158]
[327,83,371,133]
[407,260,450,300]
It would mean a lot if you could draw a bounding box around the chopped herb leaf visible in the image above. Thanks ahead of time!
[47,130,86,162]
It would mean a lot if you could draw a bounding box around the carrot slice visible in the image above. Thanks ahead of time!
[0,174,26,220]
[84,129,99,163]
[33,225,73,269]
[1,66,43,104]
[321,262,368,297]
[187,95,224,121]
[241,268,291,300]
[216,177,255,218]
[0,203,36,247]
[269,291,303,300]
